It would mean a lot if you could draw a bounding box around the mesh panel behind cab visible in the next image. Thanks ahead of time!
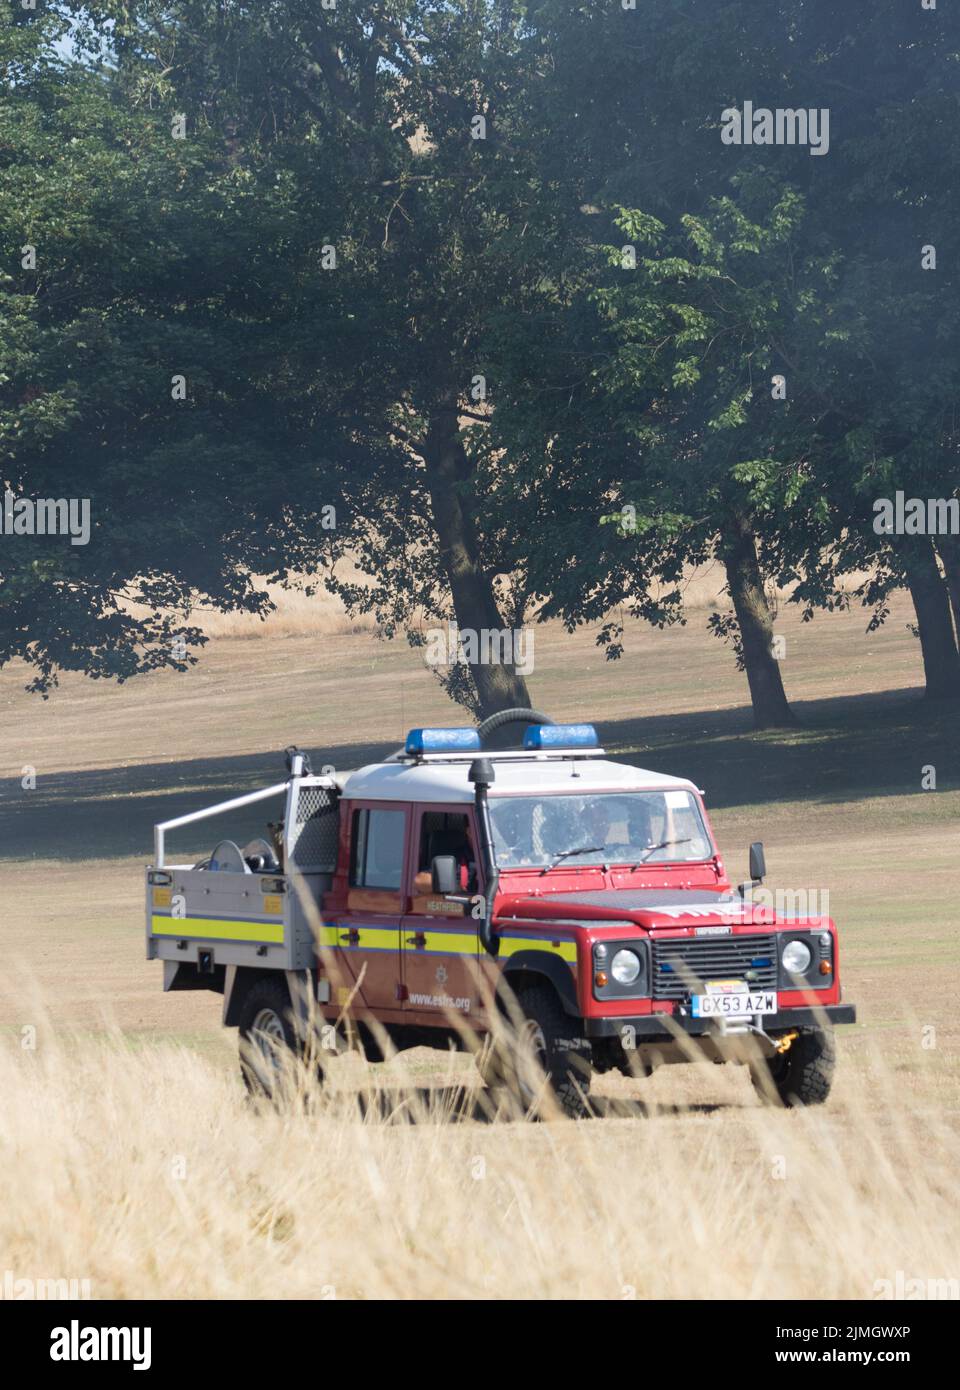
[287,785,339,872]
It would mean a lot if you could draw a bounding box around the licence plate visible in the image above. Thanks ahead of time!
[692,987,777,1018]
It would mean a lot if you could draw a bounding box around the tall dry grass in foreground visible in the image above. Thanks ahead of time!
[2,1019,957,1301]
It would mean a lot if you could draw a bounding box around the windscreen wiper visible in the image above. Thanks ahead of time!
[540,845,604,875]
[636,837,692,865]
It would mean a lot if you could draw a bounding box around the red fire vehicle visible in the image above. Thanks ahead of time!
[147,711,855,1116]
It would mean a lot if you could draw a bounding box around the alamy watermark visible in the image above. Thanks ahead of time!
[873,1271,959,1300]
[740,885,830,921]
[721,101,830,156]
[1,1269,92,1299]
[654,886,830,921]
[423,621,534,675]
[873,491,959,536]
[2,489,90,545]
[50,1320,151,1370]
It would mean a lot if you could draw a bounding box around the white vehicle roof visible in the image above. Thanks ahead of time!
[340,756,700,805]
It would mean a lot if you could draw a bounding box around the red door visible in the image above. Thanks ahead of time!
[400,807,483,1024]
[333,802,408,1013]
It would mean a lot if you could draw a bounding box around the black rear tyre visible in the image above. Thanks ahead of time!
[751,1027,836,1107]
[238,976,305,1098]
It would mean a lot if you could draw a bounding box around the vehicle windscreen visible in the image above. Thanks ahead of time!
[488,790,713,868]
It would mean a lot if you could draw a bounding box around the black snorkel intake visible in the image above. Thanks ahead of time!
[469,757,500,957]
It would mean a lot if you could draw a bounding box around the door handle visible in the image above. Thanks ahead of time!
[340,928,360,944]
[405,932,426,948]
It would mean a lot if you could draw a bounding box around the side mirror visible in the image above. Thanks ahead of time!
[431,855,459,895]
[749,841,766,884]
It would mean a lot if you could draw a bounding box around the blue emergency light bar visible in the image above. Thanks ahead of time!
[522,723,599,751]
[405,727,482,755]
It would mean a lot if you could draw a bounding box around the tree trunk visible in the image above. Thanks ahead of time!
[422,402,532,718]
[721,513,795,730]
[935,535,960,647]
[899,537,960,700]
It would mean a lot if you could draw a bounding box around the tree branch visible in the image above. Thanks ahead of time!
[298,10,361,120]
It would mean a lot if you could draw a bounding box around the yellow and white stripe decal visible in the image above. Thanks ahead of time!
[308,923,578,962]
[498,935,578,963]
[318,924,478,953]
[151,915,284,943]
[316,924,399,951]
[405,929,480,953]
[352,925,398,951]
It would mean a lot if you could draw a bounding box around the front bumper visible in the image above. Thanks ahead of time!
[583,1003,857,1039]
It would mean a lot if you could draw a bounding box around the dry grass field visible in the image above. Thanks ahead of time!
[0,577,958,1300]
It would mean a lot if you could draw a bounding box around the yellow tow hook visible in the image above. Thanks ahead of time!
[775,1031,799,1055]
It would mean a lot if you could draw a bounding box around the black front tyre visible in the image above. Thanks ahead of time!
[751,1027,836,1107]
[482,983,593,1119]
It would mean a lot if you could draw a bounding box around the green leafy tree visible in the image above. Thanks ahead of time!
[0,0,367,692]
[56,0,573,717]
[482,0,960,723]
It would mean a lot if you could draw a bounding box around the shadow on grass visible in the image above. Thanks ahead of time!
[313,1085,733,1123]
[599,686,958,810]
[1,687,956,863]
[0,739,393,863]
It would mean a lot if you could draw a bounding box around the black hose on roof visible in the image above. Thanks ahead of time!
[475,707,553,751]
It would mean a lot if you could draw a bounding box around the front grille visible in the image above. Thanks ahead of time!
[652,933,778,1001]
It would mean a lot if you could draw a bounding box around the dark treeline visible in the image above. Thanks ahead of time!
[1,1,958,724]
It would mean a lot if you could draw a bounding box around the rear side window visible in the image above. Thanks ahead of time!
[350,808,406,890]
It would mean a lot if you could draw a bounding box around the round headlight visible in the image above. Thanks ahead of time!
[611,949,641,985]
[782,940,812,975]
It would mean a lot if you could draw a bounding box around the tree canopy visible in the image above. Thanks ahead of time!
[3,1,958,719]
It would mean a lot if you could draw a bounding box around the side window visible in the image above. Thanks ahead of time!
[417,812,476,875]
[350,808,406,891]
